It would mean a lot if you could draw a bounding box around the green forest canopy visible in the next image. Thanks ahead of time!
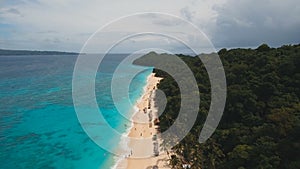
[134,44,300,169]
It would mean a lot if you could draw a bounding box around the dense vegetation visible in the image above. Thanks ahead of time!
[0,49,78,55]
[135,44,300,169]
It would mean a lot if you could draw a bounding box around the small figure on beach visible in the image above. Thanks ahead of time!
[154,118,160,125]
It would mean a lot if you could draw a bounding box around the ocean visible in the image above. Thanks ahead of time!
[0,54,153,169]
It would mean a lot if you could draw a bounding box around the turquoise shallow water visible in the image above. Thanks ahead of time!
[0,54,152,169]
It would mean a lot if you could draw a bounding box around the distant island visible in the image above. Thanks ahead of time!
[0,49,79,56]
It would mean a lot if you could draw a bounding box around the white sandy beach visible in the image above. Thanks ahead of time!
[115,73,170,169]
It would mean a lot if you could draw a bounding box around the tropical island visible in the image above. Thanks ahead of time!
[1,44,298,169]
[0,49,79,55]
[133,44,300,169]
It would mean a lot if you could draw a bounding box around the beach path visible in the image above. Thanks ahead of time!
[116,73,170,169]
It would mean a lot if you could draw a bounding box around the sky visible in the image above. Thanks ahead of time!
[0,0,299,53]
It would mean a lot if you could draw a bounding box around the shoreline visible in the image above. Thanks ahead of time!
[114,72,170,169]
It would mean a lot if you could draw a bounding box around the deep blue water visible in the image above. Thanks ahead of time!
[0,54,152,169]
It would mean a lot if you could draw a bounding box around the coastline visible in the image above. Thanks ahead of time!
[114,72,170,169]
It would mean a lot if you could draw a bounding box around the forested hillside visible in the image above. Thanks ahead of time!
[134,44,300,169]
